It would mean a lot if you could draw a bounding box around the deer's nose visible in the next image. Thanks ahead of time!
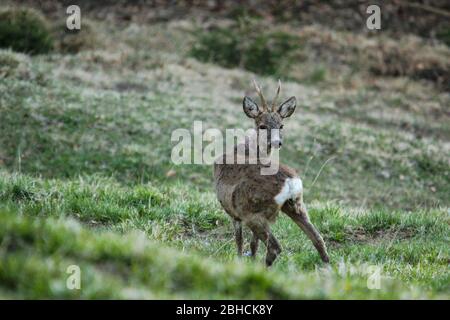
[272,140,282,148]
[270,129,282,148]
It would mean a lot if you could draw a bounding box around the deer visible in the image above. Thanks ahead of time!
[213,80,329,266]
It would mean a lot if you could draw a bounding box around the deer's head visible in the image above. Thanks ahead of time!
[243,80,296,150]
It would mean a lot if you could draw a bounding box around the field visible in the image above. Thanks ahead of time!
[0,2,449,299]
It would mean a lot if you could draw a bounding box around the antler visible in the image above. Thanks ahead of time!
[253,79,268,111]
[271,79,281,111]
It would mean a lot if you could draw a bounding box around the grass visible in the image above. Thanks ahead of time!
[1,61,448,209]
[0,172,448,299]
[0,5,449,299]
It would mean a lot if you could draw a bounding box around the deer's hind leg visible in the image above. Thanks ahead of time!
[246,218,281,267]
[233,219,243,256]
[282,198,329,263]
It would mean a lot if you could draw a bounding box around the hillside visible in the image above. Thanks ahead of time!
[0,2,449,299]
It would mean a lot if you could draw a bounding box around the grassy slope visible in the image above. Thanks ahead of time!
[0,16,449,298]
[0,173,448,299]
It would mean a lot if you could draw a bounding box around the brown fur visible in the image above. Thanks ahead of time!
[213,81,329,266]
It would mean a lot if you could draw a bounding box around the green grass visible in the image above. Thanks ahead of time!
[0,211,429,299]
[0,6,449,299]
[1,65,448,209]
[0,172,448,298]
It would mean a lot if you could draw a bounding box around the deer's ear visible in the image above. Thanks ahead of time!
[278,96,296,118]
[243,96,260,118]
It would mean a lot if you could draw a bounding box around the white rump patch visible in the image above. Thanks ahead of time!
[274,177,303,205]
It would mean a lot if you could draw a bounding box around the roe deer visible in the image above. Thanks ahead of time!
[213,80,329,266]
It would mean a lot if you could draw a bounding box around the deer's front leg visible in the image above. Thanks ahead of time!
[282,200,330,263]
[250,232,259,258]
[246,218,281,267]
[233,219,243,256]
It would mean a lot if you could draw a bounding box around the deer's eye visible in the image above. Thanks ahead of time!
[280,125,284,129]
[259,125,267,130]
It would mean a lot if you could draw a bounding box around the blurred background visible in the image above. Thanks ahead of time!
[0,0,448,299]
